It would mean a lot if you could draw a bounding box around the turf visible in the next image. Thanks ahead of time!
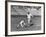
[11,15,41,31]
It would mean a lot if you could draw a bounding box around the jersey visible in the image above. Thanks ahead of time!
[27,13,32,19]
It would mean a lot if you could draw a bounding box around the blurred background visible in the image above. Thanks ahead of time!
[11,5,41,16]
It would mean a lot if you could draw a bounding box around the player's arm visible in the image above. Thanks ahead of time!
[30,14,33,18]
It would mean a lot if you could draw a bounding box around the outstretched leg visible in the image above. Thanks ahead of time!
[17,24,19,27]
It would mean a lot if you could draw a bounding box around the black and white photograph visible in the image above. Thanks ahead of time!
[11,5,41,31]
[6,2,45,35]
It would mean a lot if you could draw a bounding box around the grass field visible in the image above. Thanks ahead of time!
[11,15,41,31]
